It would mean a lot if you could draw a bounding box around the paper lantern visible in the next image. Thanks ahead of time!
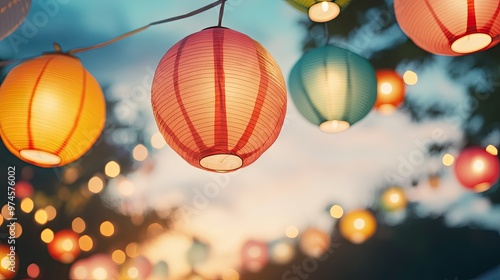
[69,254,118,280]
[394,0,500,55]
[285,0,352,22]
[241,240,269,272]
[0,243,18,279]
[120,256,153,280]
[374,70,405,114]
[299,228,331,258]
[288,45,377,133]
[454,147,499,192]
[47,229,80,263]
[0,54,106,167]
[152,27,287,172]
[339,209,376,244]
[380,187,407,212]
[0,0,31,41]
[269,240,295,264]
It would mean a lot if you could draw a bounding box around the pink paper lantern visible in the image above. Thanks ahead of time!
[454,147,499,192]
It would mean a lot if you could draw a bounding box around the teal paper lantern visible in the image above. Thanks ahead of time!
[288,46,377,133]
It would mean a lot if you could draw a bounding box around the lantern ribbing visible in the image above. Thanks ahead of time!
[151,27,287,172]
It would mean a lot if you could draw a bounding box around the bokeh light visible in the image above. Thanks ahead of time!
[403,70,418,85]
[269,240,295,264]
[112,250,126,264]
[299,228,331,258]
[339,209,377,244]
[1,204,13,220]
[20,197,34,213]
[27,263,40,278]
[48,230,80,263]
[34,209,48,225]
[330,204,344,218]
[88,176,104,194]
[486,145,498,156]
[133,144,148,161]
[63,167,80,184]
[13,222,22,238]
[151,132,166,149]
[380,187,407,211]
[442,153,455,167]
[45,205,57,221]
[100,221,115,237]
[222,269,240,280]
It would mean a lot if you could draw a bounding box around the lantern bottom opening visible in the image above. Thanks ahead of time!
[474,182,491,193]
[451,33,492,54]
[308,1,340,23]
[319,120,350,133]
[20,149,61,166]
[200,154,243,172]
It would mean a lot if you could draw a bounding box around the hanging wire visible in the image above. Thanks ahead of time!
[218,0,227,27]
[0,0,225,66]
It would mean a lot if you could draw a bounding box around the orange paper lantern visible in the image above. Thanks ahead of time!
[152,27,287,172]
[454,147,499,192]
[0,0,31,40]
[0,54,106,167]
[374,70,405,114]
[48,229,80,263]
[394,0,500,55]
[339,209,377,244]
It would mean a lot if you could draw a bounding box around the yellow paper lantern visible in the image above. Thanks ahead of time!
[0,54,106,167]
[339,209,376,244]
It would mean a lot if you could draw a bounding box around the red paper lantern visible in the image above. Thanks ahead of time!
[374,70,405,114]
[151,27,287,172]
[394,0,500,55]
[454,147,499,192]
[48,229,80,263]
